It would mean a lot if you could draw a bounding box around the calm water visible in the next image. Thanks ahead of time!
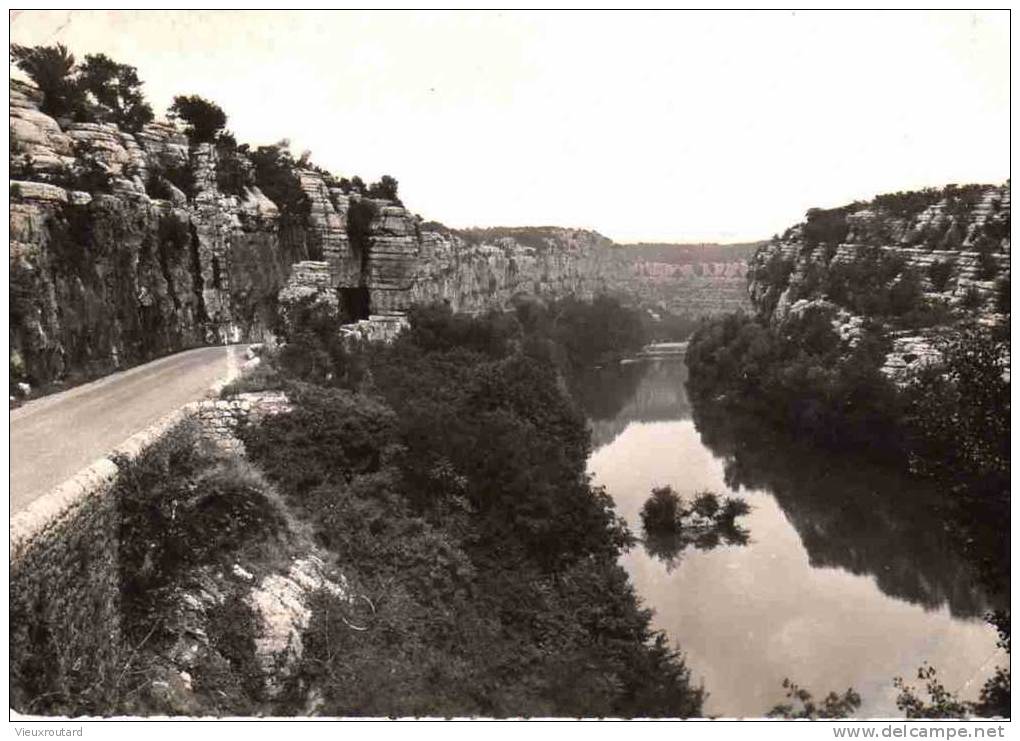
[582,358,1005,718]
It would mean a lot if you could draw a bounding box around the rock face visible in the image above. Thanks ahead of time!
[10,78,754,387]
[608,259,751,317]
[745,183,1011,378]
[9,81,627,386]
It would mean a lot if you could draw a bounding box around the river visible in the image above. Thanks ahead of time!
[581,357,1006,718]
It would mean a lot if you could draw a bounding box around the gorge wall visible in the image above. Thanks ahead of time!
[743,183,1011,377]
[10,78,754,388]
[10,79,619,387]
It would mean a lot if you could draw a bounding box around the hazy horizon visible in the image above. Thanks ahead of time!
[9,10,1010,242]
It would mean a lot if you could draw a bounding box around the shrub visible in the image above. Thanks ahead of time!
[769,679,861,719]
[115,423,285,636]
[927,260,955,292]
[219,358,284,397]
[977,250,999,281]
[803,206,854,247]
[959,286,983,311]
[49,158,114,194]
[640,486,684,534]
[347,197,378,262]
[250,143,309,230]
[145,173,177,201]
[873,188,943,219]
[215,135,254,196]
[994,277,1009,315]
[238,383,398,503]
[366,174,400,203]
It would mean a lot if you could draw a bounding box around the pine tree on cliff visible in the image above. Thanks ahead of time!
[77,53,154,132]
[10,43,83,119]
[168,94,227,143]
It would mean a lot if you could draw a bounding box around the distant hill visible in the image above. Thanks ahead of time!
[616,241,765,265]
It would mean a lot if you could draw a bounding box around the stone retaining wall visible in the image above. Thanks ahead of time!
[9,390,290,714]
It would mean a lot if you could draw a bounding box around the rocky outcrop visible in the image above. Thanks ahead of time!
[9,81,297,387]
[9,81,629,386]
[11,77,754,388]
[745,183,1010,378]
[608,259,750,317]
[409,226,619,313]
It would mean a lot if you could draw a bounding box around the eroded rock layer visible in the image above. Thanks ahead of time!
[10,78,753,387]
[744,183,1011,378]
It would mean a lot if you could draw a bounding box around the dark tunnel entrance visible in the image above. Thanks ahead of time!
[339,286,371,321]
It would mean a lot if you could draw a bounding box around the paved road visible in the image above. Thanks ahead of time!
[10,345,243,515]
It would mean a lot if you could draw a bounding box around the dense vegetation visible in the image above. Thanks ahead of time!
[686,312,1009,577]
[779,184,1005,250]
[686,308,900,454]
[228,297,702,716]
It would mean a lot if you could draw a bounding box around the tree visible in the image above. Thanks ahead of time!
[10,43,83,118]
[168,94,227,143]
[250,142,308,218]
[77,53,153,132]
[367,174,400,202]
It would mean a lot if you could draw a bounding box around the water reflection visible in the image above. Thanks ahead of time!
[690,394,1001,619]
[579,358,998,618]
[581,358,1003,717]
[640,488,751,572]
[579,360,691,449]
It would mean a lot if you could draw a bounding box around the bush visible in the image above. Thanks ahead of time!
[977,250,999,281]
[366,174,400,203]
[239,383,397,503]
[959,286,983,311]
[994,277,1009,315]
[115,423,286,637]
[49,157,114,194]
[219,358,284,397]
[347,198,378,260]
[640,486,684,534]
[928,260,955,292]
[803,206,855,247]
[250,143,310,251]
[215,135,254,196]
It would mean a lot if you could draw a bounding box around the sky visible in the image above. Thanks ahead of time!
[9,10,1011,243]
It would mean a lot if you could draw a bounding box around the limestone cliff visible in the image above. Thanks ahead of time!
[10,76,758,389]
[608,259,751,318]
[744,183,1010,377]
[9,80,617,387]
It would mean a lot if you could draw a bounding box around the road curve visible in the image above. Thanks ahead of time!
[10,344,243,515]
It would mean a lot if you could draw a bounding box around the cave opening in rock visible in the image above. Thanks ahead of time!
[340,287,371,321]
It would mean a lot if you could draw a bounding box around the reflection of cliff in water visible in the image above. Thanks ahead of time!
[688,391,999,620]
[577,359,692,450]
